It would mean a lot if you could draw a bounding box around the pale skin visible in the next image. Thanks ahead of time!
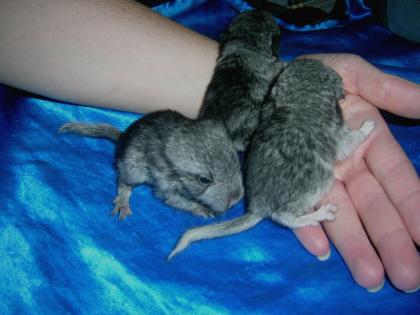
[294,54,420,292]
[1,0,419,292]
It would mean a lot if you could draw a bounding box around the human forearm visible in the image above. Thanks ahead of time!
[0,0,218,117]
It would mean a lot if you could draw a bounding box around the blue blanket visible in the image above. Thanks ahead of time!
[1,1,419,314]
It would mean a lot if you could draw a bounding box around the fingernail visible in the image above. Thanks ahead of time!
[404,285,419,294]
[317,250,331,261]
[367,280,385,293]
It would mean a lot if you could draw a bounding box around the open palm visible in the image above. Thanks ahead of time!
[294,54,420,292]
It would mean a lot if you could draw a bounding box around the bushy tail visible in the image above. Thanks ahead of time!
[59,122,121,142]
[168,213,263,260]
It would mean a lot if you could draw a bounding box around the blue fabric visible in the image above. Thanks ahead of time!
[155,0,372,32]
[1,1,419,314]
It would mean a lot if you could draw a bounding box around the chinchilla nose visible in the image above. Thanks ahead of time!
[227,189,242,208]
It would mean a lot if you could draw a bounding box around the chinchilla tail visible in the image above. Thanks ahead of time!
[167,213,262,260]
[59,122,121,142]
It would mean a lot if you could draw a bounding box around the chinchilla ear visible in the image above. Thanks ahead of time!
[164,133,205,175]
[219,18,242,44]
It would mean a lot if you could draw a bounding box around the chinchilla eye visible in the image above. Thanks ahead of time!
[198,176,211,184]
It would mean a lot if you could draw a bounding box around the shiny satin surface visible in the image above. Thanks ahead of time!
[1,1,419,314]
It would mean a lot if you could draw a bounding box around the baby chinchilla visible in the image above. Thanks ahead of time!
[168,59,376,259]
[199,10,285,151]
[59,110,243,220]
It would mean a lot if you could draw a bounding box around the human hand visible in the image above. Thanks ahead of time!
[294,54,420,292]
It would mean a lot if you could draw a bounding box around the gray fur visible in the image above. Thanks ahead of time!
[169,59,376,258]
[60,110,244,219]
[168,212,262,260]
[59,122,121,142]
[199,10,284,151]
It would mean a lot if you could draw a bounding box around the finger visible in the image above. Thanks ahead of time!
[292,223,331,259]
[302,53,420,118]
[354,63,420,118]
[320,181,385,290]
[339,95,420,247]
[365,127,420,246]
[345,161,420,291]
[339,95,420,290]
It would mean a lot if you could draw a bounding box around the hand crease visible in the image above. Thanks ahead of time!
[374,228,407,247]
[395,188,420,211]
[356,191,388,216]
[375,157,412,184]
[379,76,395,111]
